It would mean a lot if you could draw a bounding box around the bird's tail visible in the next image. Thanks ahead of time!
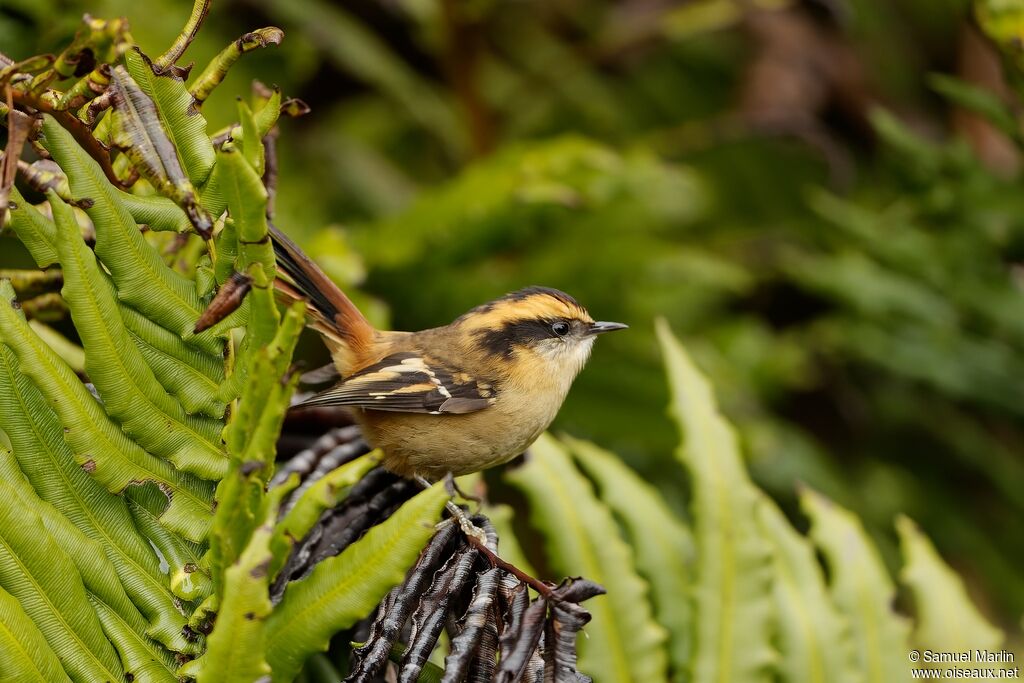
[269,224,374,367]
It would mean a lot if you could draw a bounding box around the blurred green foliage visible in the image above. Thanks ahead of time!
[5,0,1024,629]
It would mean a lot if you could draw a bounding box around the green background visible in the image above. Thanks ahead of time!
[4,0,1023,629]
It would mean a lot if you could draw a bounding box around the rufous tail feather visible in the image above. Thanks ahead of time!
[269,223,374,369]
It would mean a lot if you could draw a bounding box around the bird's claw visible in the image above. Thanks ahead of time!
[445,500,488,545]
[417,473,487,543]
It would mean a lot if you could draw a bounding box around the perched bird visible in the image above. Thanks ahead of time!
[271,226,626,480]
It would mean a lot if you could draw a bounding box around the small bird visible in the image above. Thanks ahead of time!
[270,226,626,480]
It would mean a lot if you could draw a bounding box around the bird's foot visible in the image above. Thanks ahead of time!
[445,500,489,546]
[413,474,489,545]
[414,473,555,598]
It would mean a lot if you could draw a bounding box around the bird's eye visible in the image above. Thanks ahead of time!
[551,321,571,337]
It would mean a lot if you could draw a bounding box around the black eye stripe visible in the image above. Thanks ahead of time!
[475,318,572,356]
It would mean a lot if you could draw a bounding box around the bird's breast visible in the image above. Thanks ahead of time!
[354,387,564,479]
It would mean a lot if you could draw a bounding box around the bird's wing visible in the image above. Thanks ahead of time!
[297,352,497,415]
[299,362,341,385]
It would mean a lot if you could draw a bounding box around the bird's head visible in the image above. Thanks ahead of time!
[458,286,627,382]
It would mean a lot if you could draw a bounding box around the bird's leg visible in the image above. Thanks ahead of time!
[443,472,483,508]
[414,474,488,546]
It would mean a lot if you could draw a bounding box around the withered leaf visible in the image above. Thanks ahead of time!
[108,65,212,237]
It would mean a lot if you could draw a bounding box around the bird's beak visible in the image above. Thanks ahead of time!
[588,321,628,335]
